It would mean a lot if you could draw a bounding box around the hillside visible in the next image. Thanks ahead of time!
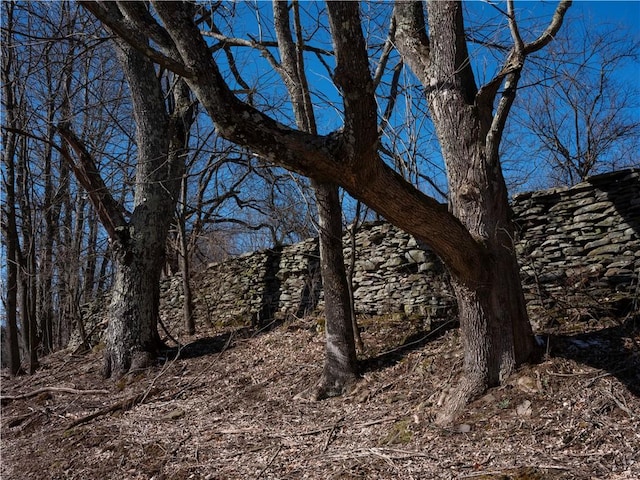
[2,312,638,479]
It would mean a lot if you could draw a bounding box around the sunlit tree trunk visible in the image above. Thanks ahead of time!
[101,22,193,377]
[394,0,570,421]
[273,0,358,398]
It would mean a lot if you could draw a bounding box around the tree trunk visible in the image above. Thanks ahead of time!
[2,3,23,374]
[309,181,359,398]
[16,137,40,374]
[346,201,365,352]
[178,174,195,335]
[273,0,358,398]
[103,229,165,376]
[1,122,22,376]
[418,1,534,423]
[102,20,191,377]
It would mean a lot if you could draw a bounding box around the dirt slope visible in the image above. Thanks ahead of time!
[2,314,638,479]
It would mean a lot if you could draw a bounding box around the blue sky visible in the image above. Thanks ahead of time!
[575,0,640,25]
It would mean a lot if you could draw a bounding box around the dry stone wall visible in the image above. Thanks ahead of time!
[160,169,639,330]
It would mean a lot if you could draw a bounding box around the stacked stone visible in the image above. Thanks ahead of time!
[344,222,454,319]
[157,168,638,331]
[513,169,639,324]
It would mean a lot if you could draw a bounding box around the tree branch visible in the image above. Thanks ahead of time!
[524,0,573,55]
[325,1,379,167]
[148,1,486,286]
[56,125,127,242]
[393,1,430,86]
[79,1,195,79]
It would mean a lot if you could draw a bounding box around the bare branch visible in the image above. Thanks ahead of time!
[326,1,379,165]
[79,1,195,78]
[524,0,573,54]
[392,1,430,86]
[57,125,127,242]
[372,15,397,88]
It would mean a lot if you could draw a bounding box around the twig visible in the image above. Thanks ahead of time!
[255,444,282,480]
[546,369,594,377]
[603,388,633,418]
[322,416,344,452]
[357,416,398,428]
[1,387,109,404]
[377,319,456,357]
[66,388,159,429]
[297,425,336,436]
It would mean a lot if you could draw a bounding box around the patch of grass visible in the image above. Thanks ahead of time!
[378,418,413,445]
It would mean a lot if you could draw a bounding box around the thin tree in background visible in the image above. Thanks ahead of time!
[1,1,23,374]
[273,0,357,398]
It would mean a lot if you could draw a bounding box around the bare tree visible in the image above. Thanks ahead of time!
[393,0,572,422]
[2,1,137,367]
[83,0,572,421]
[272,0,357,398]
[1,1,22,374]
[512,19,640,186]
[57,2,195,377]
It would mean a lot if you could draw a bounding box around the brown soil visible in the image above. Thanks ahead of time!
[2,313,639,480]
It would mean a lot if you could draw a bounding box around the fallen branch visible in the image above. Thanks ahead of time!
[322,416,344,452]
[1,387,109,404]
[255,444,282,480]
[66,388,159,429]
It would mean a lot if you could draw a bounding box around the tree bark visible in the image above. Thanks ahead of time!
[178,173,195,335]
[16,137,40,374]
[311,181,358,398]
[1,2,23,374]
[392,0,572,422]
[101,10,192,377]
[273,0,358,397]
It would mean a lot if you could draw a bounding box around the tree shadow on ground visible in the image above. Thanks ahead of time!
[546,313,640,397]
[162,326,254,361]
[359,319,458,374]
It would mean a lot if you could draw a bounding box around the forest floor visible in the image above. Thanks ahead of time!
[1,310,639,480]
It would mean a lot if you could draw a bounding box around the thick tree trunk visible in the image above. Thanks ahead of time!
[101,18,191,377]
[390,0,541,423]
[428,82,533,425]
[103,226,165,377]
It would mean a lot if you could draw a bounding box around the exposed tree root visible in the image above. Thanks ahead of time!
[294,373,359,401]
[435,374,487,426]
